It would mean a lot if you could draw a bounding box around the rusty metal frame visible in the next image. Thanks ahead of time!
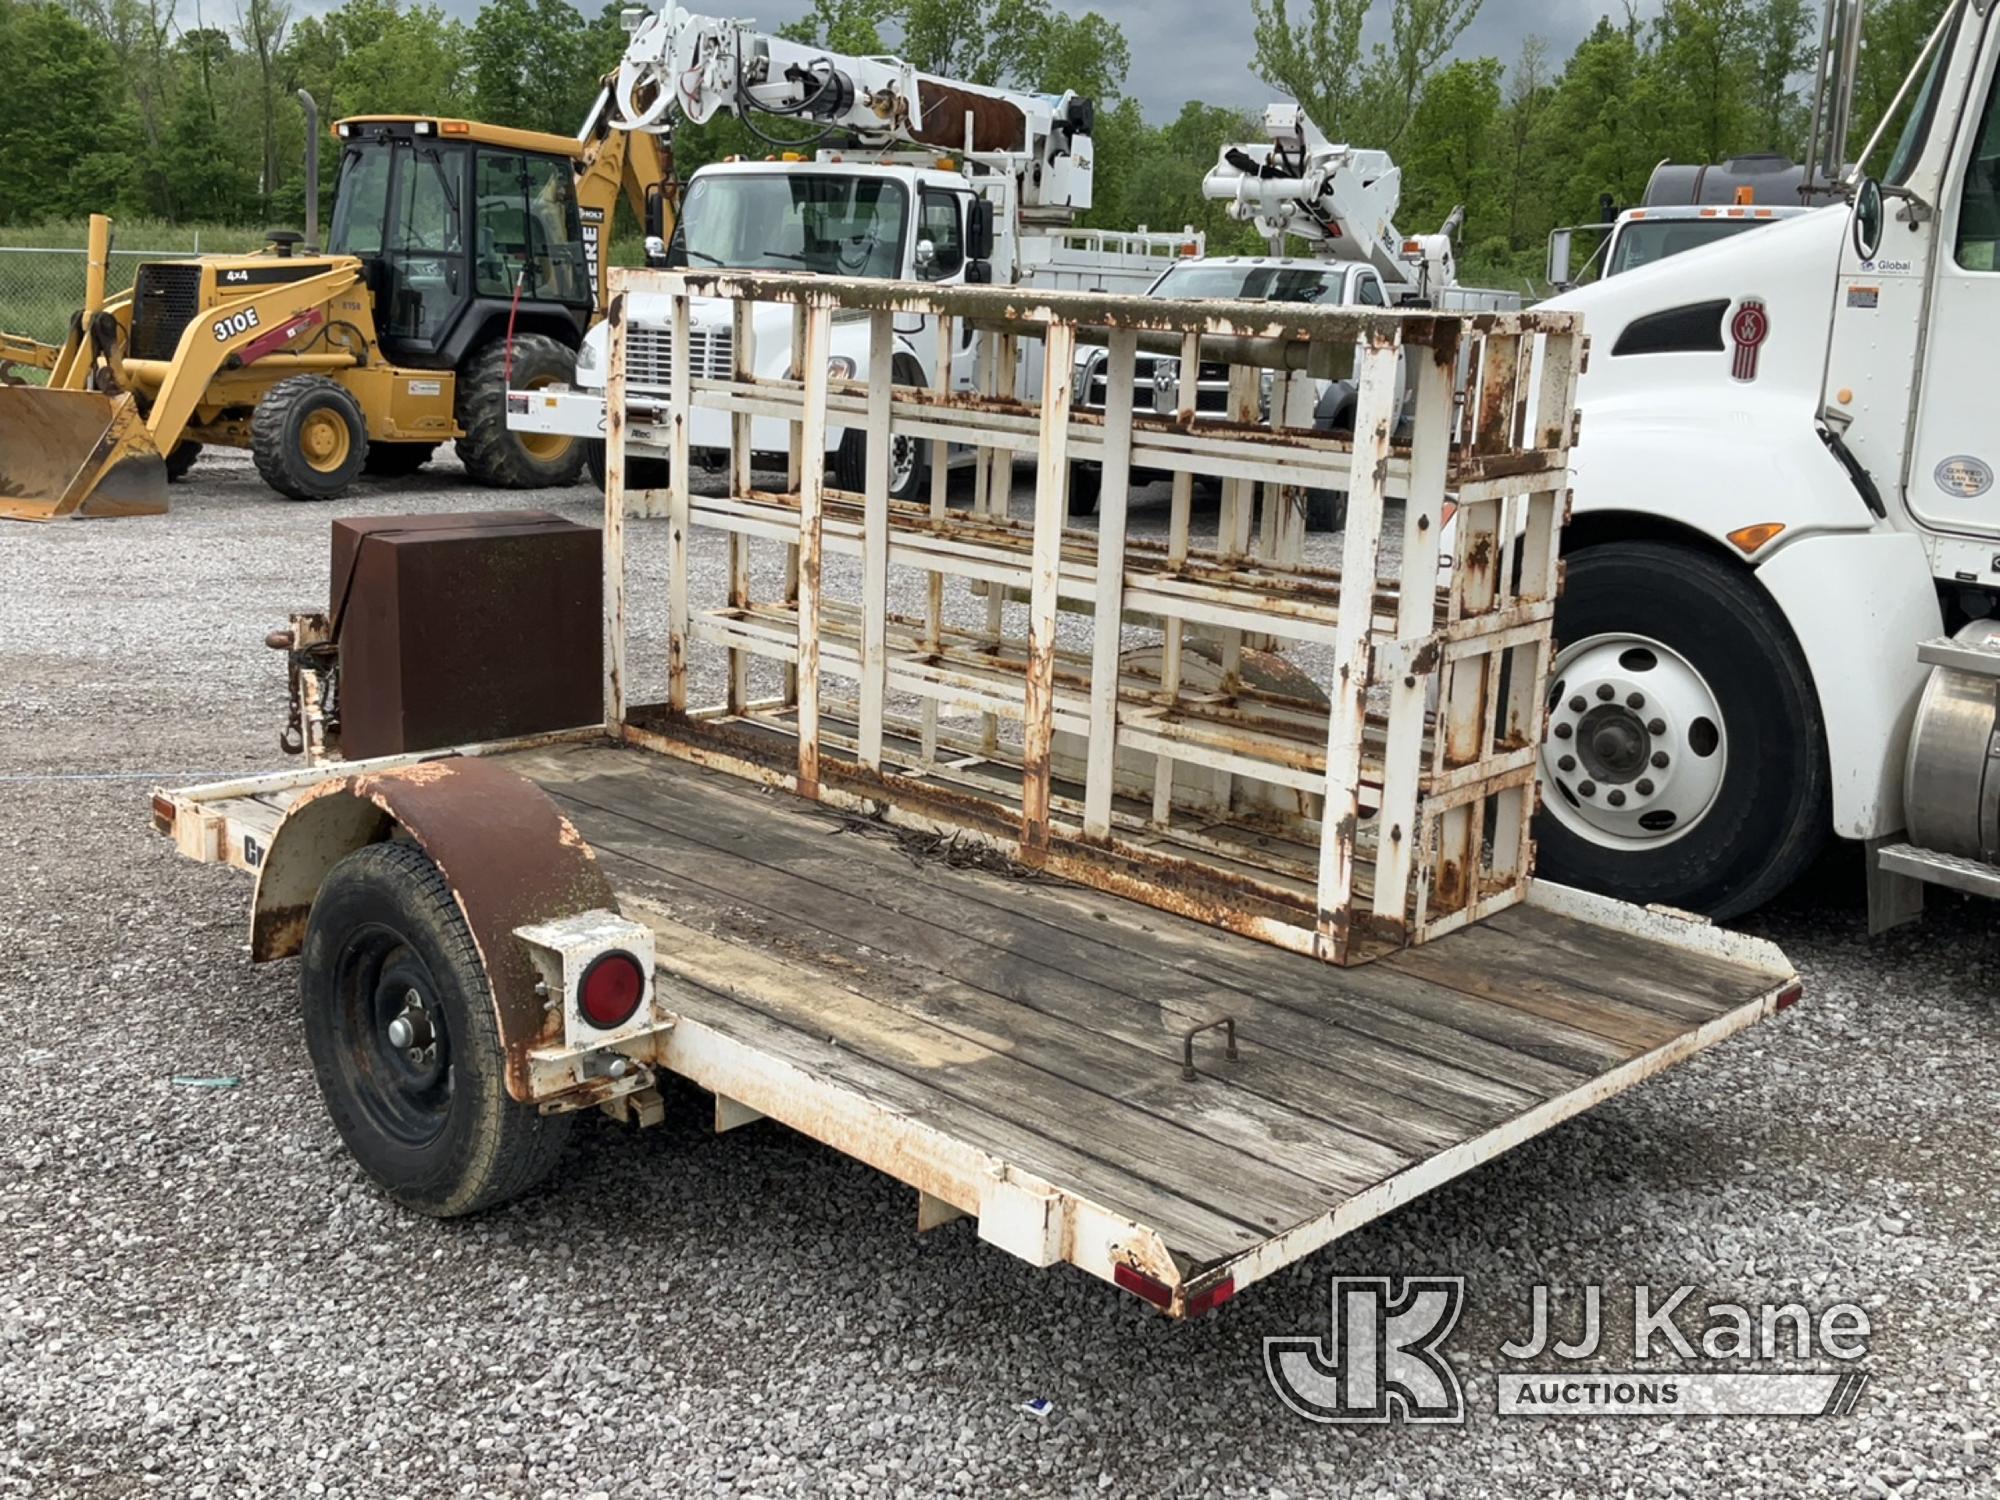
[603,268,1581,964]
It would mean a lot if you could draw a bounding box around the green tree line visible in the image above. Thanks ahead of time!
[0,0,1952,286]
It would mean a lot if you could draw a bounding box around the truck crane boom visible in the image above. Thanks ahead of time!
[1202,103,1460,304]
[612,5,1095,216]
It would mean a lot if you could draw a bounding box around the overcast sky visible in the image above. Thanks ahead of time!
[415,1,1631,120]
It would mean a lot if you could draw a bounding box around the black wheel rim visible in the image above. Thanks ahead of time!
[329,922,454,1149]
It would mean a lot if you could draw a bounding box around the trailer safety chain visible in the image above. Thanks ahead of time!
[1181,1016,1240,1082]
[271,633,339,757]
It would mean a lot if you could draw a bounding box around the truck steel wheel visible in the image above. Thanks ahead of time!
[251,375,370,501]
[456,334,588,488]
[300,840,570,1217]
[833,357,928,501]
[1535,542,1827,919]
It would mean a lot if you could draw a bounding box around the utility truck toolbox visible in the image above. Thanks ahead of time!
[152,271,1800,1318]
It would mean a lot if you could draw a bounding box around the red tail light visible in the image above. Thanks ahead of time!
[579,950,646,1029]
[1775,979,1804,1011]
[1114,1264,1237,1317]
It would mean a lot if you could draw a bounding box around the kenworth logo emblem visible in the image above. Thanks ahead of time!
[1730,298,1770,382]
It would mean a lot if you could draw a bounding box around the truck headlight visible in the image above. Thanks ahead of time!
[827,356,856,380]
[576,338,600,374]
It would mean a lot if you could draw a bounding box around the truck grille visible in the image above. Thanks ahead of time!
[623,325,734,391]
[129,263,204,361]
[1082,351,1233,417]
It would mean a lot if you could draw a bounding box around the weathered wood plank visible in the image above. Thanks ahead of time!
[580,823,1420,1195]
[648,955,1274,1263]
[540,760,1553,1124]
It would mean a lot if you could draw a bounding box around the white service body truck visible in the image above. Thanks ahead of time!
[510,4,1198,500]
[1066,105,1522,525]
[1523,0,2000,926]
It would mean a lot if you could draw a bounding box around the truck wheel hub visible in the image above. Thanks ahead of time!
[1541,633,1728,850]
[890,433,918,493]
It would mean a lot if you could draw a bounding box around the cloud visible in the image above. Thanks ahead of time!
[400,0,1620,121]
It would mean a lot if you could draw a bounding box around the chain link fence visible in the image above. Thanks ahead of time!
[0,246,210,381]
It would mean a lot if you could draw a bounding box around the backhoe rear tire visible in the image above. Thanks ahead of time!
[165,441,201,483]
[455,334,587,489]
[252,375,369,502]
[363,442,438,477]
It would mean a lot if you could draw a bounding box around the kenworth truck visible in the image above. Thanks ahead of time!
[1527,0,2000,927]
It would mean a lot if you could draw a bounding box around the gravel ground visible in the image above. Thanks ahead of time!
[3,446,1998,1499]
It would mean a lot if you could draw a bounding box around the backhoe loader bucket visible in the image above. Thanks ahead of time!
[0,386,168,521]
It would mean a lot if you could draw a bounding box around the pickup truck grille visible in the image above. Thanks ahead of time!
[1081,350,1234,417]
[129,263,204,361]
[623,325,734,392]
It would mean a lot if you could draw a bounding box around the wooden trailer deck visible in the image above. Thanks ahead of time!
[169,736,1799,1313]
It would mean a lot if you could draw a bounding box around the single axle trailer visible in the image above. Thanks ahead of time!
[153,272,1799,1317]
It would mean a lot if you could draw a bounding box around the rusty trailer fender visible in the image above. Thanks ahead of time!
[245,756,616,1102]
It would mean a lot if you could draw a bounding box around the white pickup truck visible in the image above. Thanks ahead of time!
[1069,251,1519,527]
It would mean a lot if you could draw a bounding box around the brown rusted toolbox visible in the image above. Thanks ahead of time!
[331,511,601,760]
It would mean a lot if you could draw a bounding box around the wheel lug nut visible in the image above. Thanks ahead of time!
[1651,751,1670,768]
[1648,718,1666,735]
[1607,790,1627,807]
[1636,778,1655,795]
[1558,754,1576,772]
[1596,684,1615,701]
[1626,692,1645,709]
[1569,695,1586,713]
[1554,722,1573,740]
[1578,780,1597,797]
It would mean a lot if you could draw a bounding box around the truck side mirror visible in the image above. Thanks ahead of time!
[1547,228,1574,289]
[1853,177,1885,262]
[966,198,996,262]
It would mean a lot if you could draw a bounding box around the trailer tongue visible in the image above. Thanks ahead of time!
[151,271,1799,1315]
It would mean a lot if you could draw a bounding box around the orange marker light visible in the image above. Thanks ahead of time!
[1727,522,1785,554]
[441,120,470,135]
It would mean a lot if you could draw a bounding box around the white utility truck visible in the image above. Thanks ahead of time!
[153,265,1803,1318]
[1068,104,1521,525]
[509,3,1199,499]
[1545,155,1816,291]
[1526,0,2000,928]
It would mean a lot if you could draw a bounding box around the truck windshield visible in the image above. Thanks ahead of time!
[669,172,909,278]
[1147,262,1346,303]
[1607,217,1766,276]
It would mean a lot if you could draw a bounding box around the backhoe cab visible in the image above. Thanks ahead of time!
[0,104,670,520]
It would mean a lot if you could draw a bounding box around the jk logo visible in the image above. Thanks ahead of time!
[1265,1277,1466,1424]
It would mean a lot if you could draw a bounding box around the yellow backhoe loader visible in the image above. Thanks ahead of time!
[0,86,672,520]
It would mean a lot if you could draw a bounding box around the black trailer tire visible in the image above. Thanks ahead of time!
[455,334,587,488]
[584,438,672,493]
[362,441,438,477]
[165,441,202,483]
[1534,541,1828,919]
[299,840,571,1217]
[251,375,369,501]
[833,355,929,502]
